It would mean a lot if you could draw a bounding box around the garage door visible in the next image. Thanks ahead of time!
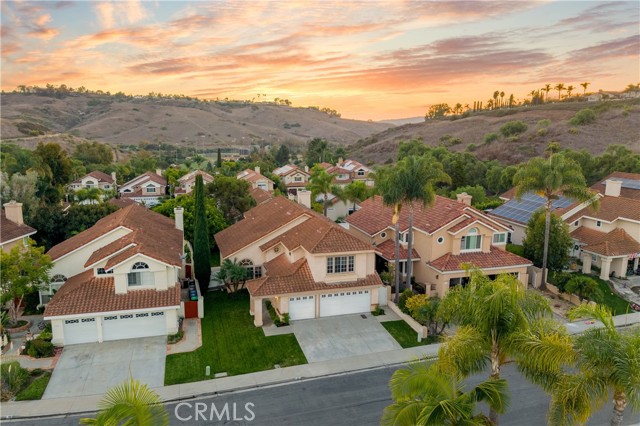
[320,290,370,317]
[288,295,315,320]
[102,311,167,341]
[63,318,98,345]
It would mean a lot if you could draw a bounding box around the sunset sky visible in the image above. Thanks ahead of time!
[1,1,639,120]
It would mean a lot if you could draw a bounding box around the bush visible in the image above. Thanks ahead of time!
[37,331,53,342]
[24,339,54,358]
[474,199,504,210]
[1,362,29,399]
[548,271,573,293]
[398,289,414,314]
[568,127,580,134]
[537,119,551,128]
[536,128,549,137]
[569,108,596,125]
[167,330,184,344]
[466,143,477,152]
[499,120,528,137]
[371,307,385,316]
[483,132,499,144]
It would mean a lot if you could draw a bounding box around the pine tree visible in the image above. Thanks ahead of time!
[193,175,211,293]
[216,148,222,168]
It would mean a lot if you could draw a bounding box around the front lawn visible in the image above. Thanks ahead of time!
[15,371,51,401]
[165,291,307,385]
[589,275,631,315]
[382,321,439,348]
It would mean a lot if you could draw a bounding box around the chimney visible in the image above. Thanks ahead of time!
[156,168,162,176]
[338,157,343,165]
[111,171,117,183]
[254,166,261,175]
[604,179,622,197]
[3,201,24,225]
[456,192,472,206]
[304,165,309,173]
[174,207,184,232]
[297,190,312,209]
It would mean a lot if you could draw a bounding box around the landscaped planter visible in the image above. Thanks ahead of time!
[6,320,32,334]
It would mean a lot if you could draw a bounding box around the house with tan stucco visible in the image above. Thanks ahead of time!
[174,170,214,195]
[214,196,386,326]
[0,201,36,253]
[345,194,532,296]
[42,204,187,346]
[118,170,167,207]
[237,166,275,192]
[272,164,310,196]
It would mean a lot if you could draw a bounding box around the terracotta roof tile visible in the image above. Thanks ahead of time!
[566,196,640,223]
[237,169,274,184]
[571,227,640,257]
[178,170,214,184]
[0,211,36,244]
[84,234,136,267]
[121,172,167,189]
[108,198,136,208]
[72,170,114,185]
[427,248,532,272]
[590,172,640,200]
[249,187,273,205]
[44,270,180,317]
[374,239,420,261]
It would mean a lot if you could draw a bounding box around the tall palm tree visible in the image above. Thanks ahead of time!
[438,270,568,425]
[543,84,552,101]
[340,181,371,215]
[546,305,640,426]
[493,91,499,109]
[500,91,505,108]
[580,81,590,95]
[80,378,169,426]
[566,85,574,98]
[512,154,597,289]
[382,361,509,426]
[555,83,566,100]
[307,165,334,217]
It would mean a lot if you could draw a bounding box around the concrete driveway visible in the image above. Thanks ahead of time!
[292,314,401,363]
[43,336,166,399]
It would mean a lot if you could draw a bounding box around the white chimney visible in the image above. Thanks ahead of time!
[254,166,261,175]
[111,171,117,183]
[3,201,24,225]
[156,168,162,176]
[174,207,184,231]
[604,179,622,197]
[297,190,312,209]
[456,192,472,206]
[304,165,309,173]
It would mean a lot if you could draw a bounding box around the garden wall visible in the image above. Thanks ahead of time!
[387,301,428,340]
[546,283,596,307]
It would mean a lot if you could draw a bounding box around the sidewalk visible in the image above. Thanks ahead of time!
[0,344,440,419]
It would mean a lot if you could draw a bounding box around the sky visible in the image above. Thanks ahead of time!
[1,1,639,121]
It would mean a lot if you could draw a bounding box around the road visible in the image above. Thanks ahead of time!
[6,364,639,426]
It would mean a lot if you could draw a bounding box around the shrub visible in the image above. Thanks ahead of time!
[565,276,602,301]
[499,120,528,137]
[466,143,477,152]
[537,119,551,128]
[548,271,573,293]
[537,128,549,137]
[483,132,499,144]
[167,330,183,344]
[1,362,29,398]
[24,339,54,358]
[569,108,596,125]
[371,307,385,316]
[568,127,580,134]
[474,199,504,210]
[37,331,53,342]
[398,289,414,314]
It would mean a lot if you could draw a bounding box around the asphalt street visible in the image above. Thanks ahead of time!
[5,364,639,426]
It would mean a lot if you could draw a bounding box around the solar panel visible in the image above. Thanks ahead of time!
[618,177,640,190]
[491,192,573,223]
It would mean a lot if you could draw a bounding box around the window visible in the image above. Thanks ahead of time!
[574,220,579,226]
[239,259,262,279]
[136,313,149,318]
[128,262,152,287]
[145,184,156,193]
[84,180,96,188]
[104,185,110,189]
[81,318,95,323]
[151,312,164,317]
[294,176,303,182]
[493,233,506,244]
[120,314,133,319]
[257,182,268,190]
[591,254,597,262]
[52,274,67,283]
[380,232,387,239]
[357,170,365,176]
[327,256,355,273]
[132,262,149,270]
[596,220,602,228]
[104,316,117,321]
[460,228,481,251]
[437,236,444,244]
[97,268,113,275]
[399,232,408,243]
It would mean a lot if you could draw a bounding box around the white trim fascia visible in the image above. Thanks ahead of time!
[85,243,138,269]
[560,197,599,221]
[579,249,627,259]
[52,226,132,262]
[426,263,533,274]
[106,252,180,270]
[44,304,181,321]
[0,230,37,246]
[447,219,501,235]
[430,215,469,235]
[488,215,525,229]
[463,207,511,231]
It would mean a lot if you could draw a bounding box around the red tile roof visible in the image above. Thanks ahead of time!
[44,270,180,317]
[246,255,382,297]
[427,248,532,272]
[121,172,167,189]
[178,170,214,184]
[108,197,136,208]
[72,171,114,185]
[249,188,273,205]
[374,239,420,261]
[590,172,640,200]
[0,211,36,245]
[237,169,274,185]
[571,227,640,257]
[565,196,640,223]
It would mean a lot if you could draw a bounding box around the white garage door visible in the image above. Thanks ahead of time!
[63,318,98,345]
[320,289,370,317]
[102,311,167,342]
[288,295,315,320]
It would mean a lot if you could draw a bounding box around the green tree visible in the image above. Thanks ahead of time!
[206,176,255,223]
[274,144,291,166]
[307,165,334,217]
[216,148,222,168]
[73,141,113,166]
[0,240,52,324]
[547,305,640,426]
[75,187,103,204]
[193,175,211,293]
[80,377,169,426]
[425,103,451,119]
[0,171,39,223]
[216,258,250,293]
[543,84,552,101]
[449,185,486,206]
[382,361,509,426]
[339,181,372,214]
[437,270,563,425]
[65,204,119,238]
[564,275,602,302]
[522,209,573,273]
[512,154,597,289]
[398,140,429,159]
[405,294,449,336]
[305,138,333,166]
[33,142,73,187]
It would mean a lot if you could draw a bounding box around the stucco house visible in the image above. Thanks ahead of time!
[316,193,352,222]
[324,159,374,188]
[174,170,214,195]
[118,170,167,207]
[69,171,116,192]
[345,194,532,296]
[272,164,310,196]
[237,167,275,192]
[214,197,386,326]
[0,201,36,253]
[43,204,186,345]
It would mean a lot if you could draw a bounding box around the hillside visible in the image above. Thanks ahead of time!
[0,93,392,152]
[350,99,640,165]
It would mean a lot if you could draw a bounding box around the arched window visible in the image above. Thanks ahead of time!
[461,228,481,251]
[145,183,156,193]
[84,180,96,188]
[128,262,152,287]
[239,259,253,267]
[132,262,149,270]
[239,259,261,279]
[52,274,67,283]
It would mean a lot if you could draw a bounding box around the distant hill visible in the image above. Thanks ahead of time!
[377,117,424,126]
[0,92,392,152]
[350,99,640,165]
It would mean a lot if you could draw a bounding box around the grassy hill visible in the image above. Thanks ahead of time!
[349,99,640,165]
[0,92,392,152]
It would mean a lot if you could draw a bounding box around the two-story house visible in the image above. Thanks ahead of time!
[118,170,167,207]
[214,197,385,326]
[174,170,214,196]
[272,164,310,196]
[43,204,185,345]
[346,194,532,296]
[237,167,275,192]
[1,201,36,252]
[324,159,374,188]
[69,171,116,192]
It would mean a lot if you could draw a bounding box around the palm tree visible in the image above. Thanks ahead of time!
[512,154,597,289]
[580,81,590,95]
[340,181,371,215]
[548,305,640,426]
[80,378,169,426]
[307,165,334,217]
[493,91,499,109]
[438,270,567,425]
[543,84,552,101]
[382,361,509,426]
[555,83,565,100]
[216,258,250,293]
[566,85,574,98]
[500,91,505,108]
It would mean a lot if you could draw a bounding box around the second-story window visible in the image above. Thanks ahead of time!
[128,262,152,287]
[294,176,303,182]
[97,268,113,275]
[146,184,156,193]
[357,170,365,176]
[493,233,506,244]
[461,228,482,251]
[327,256,355,274]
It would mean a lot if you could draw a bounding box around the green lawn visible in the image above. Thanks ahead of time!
[15,372,51,401]
[382,321,439,348]
[210,249,221,267]
[589,274,631,315]
[165,291,307,385]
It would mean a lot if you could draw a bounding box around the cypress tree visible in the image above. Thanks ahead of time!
[216,148,222,168]
[193,174,211,293]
